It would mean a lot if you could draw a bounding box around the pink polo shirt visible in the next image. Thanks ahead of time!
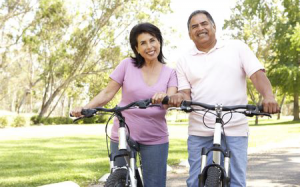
[110,58,178,145]
[177,40,264,136]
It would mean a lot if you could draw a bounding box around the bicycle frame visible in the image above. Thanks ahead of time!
[109,111,143,187]
[72,99,153,187]
[173,99,271,187]
[198,104,231,187]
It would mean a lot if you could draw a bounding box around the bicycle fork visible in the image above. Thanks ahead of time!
[199,106,231,187]
[109,123,143,187]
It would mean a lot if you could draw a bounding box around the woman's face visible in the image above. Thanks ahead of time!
[135,32,161,62]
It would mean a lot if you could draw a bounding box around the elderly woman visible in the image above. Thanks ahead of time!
[71,22,177,187]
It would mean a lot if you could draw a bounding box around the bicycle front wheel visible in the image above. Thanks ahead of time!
[105,169,128,187]
[205,166,222,187]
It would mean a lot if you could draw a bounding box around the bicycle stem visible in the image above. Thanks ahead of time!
[213,104,223,165]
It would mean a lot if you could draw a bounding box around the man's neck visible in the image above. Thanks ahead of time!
[196,39,217,53]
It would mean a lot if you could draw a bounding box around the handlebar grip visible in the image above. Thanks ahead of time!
[81,109,97,117]
[162,96,169,105]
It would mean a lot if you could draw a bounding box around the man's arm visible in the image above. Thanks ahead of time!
[169,89,191,107]
[250,70,279,113]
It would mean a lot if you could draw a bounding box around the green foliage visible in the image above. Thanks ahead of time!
[77,115,109,124]
[290,23,300,52]
[11,116,26,127]
[18,0,171,118]
[30,115,73,125]
[30,115,108,125]
[224,0,300,119]
[0,117,8,128]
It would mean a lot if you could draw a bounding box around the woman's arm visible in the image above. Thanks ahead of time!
[71,79,121,117]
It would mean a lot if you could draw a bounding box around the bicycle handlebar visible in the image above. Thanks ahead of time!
[162,96,270,117]
[70,98,153,121]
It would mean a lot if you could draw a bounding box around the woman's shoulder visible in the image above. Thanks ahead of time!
[120,58,135,65]
[162,64,176,73]
[117,58,137,69]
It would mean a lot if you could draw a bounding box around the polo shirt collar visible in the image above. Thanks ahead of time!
[190,39,225,55]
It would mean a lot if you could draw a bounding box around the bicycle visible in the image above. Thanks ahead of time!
[162,97,271,187]
[71,98,156,187]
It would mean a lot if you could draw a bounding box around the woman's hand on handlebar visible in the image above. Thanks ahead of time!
[152,92,167,105]
[70,107,84,117]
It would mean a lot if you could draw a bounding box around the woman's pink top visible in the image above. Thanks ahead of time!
[110,58,177,145]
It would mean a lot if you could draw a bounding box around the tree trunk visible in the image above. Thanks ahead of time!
[255,95,263,125]
[277,93,286,120]
[293,91,299,121]
[38,77,73,118]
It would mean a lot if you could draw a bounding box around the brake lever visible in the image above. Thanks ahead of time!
[244,111,271,118]
[135,99,152,109]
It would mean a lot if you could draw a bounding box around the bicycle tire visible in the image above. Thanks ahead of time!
[105,169,129,187]
[205,166,222,187]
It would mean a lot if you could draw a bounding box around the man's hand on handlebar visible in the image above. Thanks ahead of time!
[262,96,280,114]
[168,93,185,107]
[70,107,84,117]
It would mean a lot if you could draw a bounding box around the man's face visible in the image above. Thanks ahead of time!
[188,13,216,48]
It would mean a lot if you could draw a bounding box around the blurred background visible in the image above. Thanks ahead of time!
[0,0,299,127]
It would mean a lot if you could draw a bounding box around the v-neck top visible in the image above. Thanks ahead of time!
[139,64,164,87]
[109,58,178,145]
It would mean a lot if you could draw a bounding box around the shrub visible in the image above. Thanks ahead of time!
[48,117,73,125]
[30,114,109,125]
[78,114,109,124]
[0,116,8,128]
[11,116,26,127]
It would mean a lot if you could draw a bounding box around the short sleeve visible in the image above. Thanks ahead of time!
[167,69,178,88]
[238,41,264,77]
[110,58,130,85]
[176,57,191,91]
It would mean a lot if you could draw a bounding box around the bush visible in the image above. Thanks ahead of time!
[0,116,8,128]
[11,116,26,127]
[30,116,73,125]
[30,115,108,125]
[77,114,109,124]
[30,115,42,125]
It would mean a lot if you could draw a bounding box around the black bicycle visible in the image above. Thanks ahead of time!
[163,97,270,187]
[72,99,156,187]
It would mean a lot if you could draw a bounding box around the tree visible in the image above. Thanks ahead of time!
[223,0,300,121]
[0,0,35,112]
[268,0,300,120]
[21,0,171,118]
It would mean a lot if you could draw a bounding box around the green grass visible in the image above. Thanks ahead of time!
[168,139,188,165]
[0,136,110,187]
[0,119,300,187]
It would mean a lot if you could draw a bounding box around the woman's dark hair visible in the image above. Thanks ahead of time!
[187,10,215,30]
[129,22,166,68]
